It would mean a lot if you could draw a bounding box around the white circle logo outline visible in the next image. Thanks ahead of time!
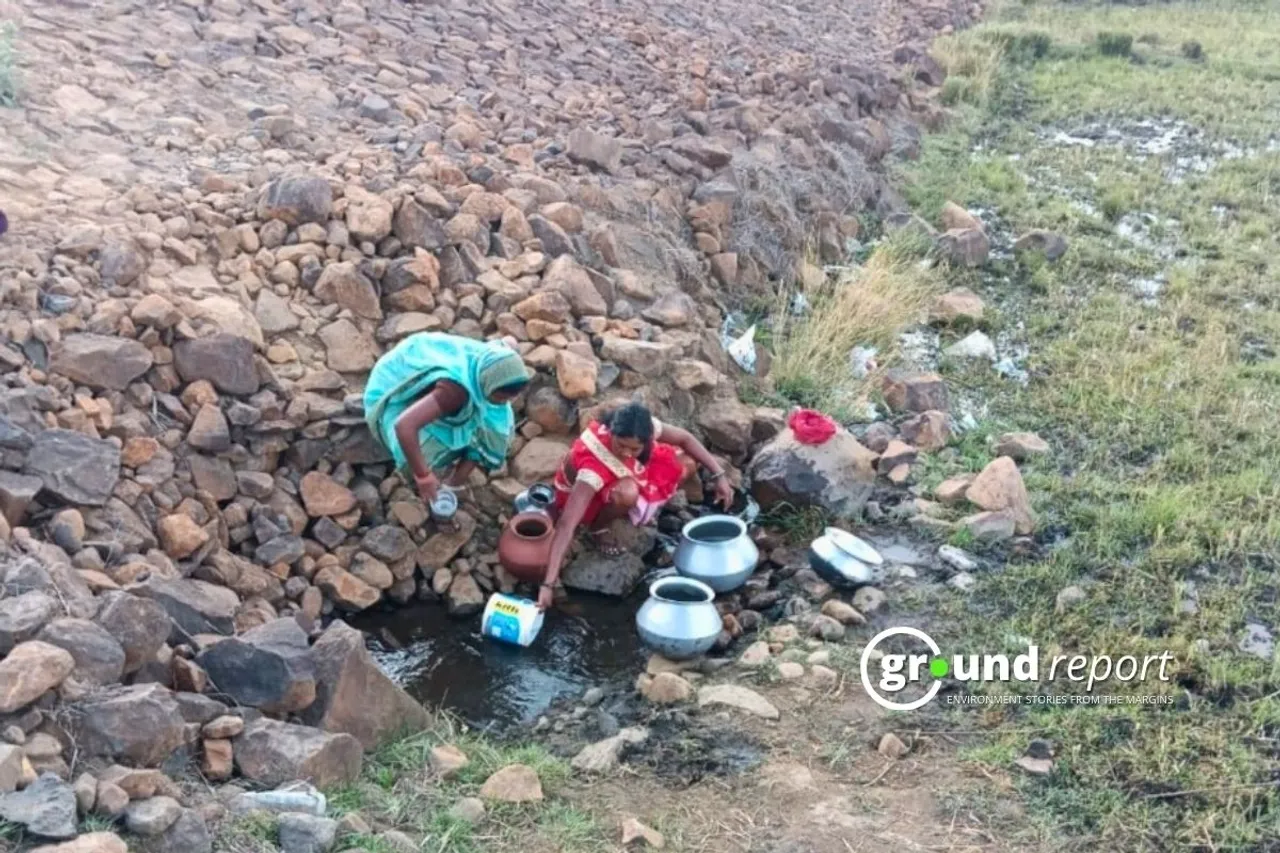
[860,626,944,711]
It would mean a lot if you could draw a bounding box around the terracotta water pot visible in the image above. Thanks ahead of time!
[498,512,555,583]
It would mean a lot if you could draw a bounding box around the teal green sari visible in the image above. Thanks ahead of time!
[363,333,525,474]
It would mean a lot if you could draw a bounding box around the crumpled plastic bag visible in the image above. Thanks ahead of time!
[848,345,879,379]
[726,324,758,374]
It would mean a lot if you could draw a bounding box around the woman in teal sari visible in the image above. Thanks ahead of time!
[364,333,530,507]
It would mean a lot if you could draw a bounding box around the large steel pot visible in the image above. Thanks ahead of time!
[635,576,722,660]
[672,515,758,593]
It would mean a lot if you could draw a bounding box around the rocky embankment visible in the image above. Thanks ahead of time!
[0,0,996,848]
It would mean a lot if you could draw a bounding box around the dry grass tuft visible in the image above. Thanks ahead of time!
[932,31,1006,107]
[769,244,942,416]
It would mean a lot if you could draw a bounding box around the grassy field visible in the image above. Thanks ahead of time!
[889,0,1280,848]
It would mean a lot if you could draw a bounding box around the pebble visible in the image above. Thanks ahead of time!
[948,572,976,592]
[937,545,977,572]
[776,661,804,680]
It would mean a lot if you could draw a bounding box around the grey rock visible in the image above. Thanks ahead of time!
[258,177,333,226]
[173,334,260,396]
[361,525,413,562]
[22,429,120,507]
[135,578,239,638]
[49,334,153,391]
[0,591,58,655]
[73,684,186,767]
[124,795,182,836]
[36,618,126,685]
[0,773,77,839]
[750,428,878,517]
[196,618,316,714]
[0,471,44,527]
[154,808,212,853]
[93,592,171,674]
[562,552,645,598]
[1241,623,1274,660]
[278,812,338,853]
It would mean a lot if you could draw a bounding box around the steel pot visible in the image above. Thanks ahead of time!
[513,483,555,516]
[673,515,758,593]
[808,527,883,589]
[635,576,723,660]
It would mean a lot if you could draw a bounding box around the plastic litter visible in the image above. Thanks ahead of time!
[847,345,878,379]
[725,324,758,374]
[788,409,838,446]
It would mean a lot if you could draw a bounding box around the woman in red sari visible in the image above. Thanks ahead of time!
[537,403,733,609]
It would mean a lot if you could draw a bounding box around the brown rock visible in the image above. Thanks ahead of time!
[994,432,1050,461]
[429,744,469,779]
[300,472,357,517]
[940,202,982,232]
[513,291,572,324]
[934,475,975,505]
[937,228,990,267]
[233,717,362,788]
[0,642,75,713]
[511,438,571,483]
[639,672,692,704]
[258,177,332,225]
[187,404,231,452]
[446,574,484,617]
[820,600,865,625]
[877,732,909,759]
[966,457,1035,534]
[93,782,128,819]
[709,253,738,286]
[202,716,245,739]
[345,186,394,243]
[599,337,677,374]
[877,439,918,474]
[555,350,598,400]
[881,370,949,413]
[961,509,1017,543]
[544,255,607,317]
[621,817,665,849]
[131,295,182,330]
[899,411,951,452]
[416,512,478,570]
[749,428,878,517]
[478,764,543,803]
[29,833,128,853]
[1014,230,1069,262]
[157,514,208,560]
[319,319,379,373]
[671,360,718,392]
[930,288,985,324]
[315,262,382,320]
[526,387,577,434]
[201,739,233,781]
[313,566,381,611]
[297,621,430,749]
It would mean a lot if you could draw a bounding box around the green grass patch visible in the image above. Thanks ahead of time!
[896,0,1280,848]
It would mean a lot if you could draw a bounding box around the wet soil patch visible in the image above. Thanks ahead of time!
[630,712,766,787]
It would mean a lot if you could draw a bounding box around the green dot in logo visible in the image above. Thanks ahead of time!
[929,657,949,678]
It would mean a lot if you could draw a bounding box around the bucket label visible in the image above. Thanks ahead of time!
[492,600,522,617]
[485,611,522,643]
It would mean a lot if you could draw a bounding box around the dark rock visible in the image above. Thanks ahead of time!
[173,335,260,396]
[99,242,147,287]
[258,177,333,226]
[361,525,413,562]
[278,812,338,853]
[93,592,172,674]
[153,808,212,853]
[36,618,126,686]
[255,535,306,566]
[74,685,186,767]
[0,471,43,527]
[135,578,239,638]
[297,621,430,750]
[196,618,316,714]
[562,552,645,598]
[1014,230,1069,262]
[22,430,120,507]
[393,199,448,250]
[750,428,878,517]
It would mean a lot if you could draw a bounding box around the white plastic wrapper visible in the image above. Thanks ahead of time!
[726,324,758,374]
[847,345,879,379]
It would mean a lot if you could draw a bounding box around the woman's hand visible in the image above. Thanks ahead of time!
[414,471,441,502]
[536,583,555,611]
[713,475,734,510]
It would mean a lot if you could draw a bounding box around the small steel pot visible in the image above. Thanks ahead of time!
[673,514,758,593]
[513,483,555,516]
[808,527,883,589]
[635,576,723,660]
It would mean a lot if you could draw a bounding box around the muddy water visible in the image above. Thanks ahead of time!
[353,594,648,732]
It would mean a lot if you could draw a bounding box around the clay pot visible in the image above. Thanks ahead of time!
[498,512,555,583]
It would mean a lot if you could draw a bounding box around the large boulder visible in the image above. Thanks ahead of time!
[36,619,126,686]
[173,334,260,396]
[749,428,878,517]
[49,334,153,391]
[297,621,430,749]
[696,397,753,456]
[73,684,186,767]
[562,552,645,598]
[196,618,316,714]
[134,578,239,638]
[93,592,171,674]
[510,438,570,484]
[22,430,120,506]
[234,718,363,788]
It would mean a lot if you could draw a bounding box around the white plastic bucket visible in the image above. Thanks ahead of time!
[480,593,545,647]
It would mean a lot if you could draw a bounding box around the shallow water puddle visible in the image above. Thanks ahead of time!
[354,595,648,731]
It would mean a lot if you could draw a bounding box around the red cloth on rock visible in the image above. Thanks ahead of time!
[788,408,838,445]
